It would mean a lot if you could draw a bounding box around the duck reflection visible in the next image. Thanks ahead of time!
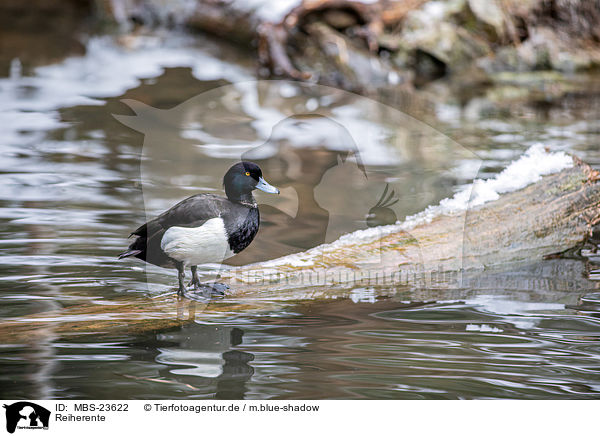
[155,323,254,399]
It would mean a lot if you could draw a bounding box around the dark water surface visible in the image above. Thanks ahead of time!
[1,33,600,399]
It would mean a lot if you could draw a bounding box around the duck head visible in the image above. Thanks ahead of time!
[224,161,279,203]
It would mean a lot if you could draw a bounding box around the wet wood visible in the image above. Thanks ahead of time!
[222,156,600,290]
[186,0,258,45]
[1,157,599,342]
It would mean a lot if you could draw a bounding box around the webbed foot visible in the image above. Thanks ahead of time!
[182,282,229,301]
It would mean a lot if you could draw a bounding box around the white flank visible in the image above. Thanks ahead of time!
[160,218,234,266]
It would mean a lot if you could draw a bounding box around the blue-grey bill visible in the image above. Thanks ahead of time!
[256,177,280,194]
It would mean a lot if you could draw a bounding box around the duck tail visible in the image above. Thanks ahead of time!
[118,233,147,259]
[118,249,142,259]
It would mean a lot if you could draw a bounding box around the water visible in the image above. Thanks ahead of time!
[1,32,600,400]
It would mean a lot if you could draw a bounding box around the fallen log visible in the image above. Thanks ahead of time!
[222,154,600,291]
[91,0,600,93]
[1,152,599,343]
[192,0,416,93]
[7,1,600,97]
[94,0,417,94]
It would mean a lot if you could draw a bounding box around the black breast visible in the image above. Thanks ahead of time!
[222,206,260,254]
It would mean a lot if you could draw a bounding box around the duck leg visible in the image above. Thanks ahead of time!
[174,263,228,299]
[175,262,186,295]
[189,265,201,289]
[189,283,227,300]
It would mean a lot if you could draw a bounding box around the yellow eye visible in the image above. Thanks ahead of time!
[245,172,250,176]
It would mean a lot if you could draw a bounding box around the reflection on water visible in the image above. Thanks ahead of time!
[1,33,600,399]
[3,292,600,400]
[155,325,254,399]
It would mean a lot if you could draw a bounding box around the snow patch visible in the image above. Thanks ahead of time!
[233,0,301,22]
[261,145,573,267]
[466,324,504,333]
[399,144,573,229]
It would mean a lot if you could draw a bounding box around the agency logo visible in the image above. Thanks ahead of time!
[3,402,50,434]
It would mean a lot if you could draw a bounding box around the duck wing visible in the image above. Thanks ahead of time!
[119,194,231,267]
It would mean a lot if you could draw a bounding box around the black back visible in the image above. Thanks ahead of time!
[121,194,260,268]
